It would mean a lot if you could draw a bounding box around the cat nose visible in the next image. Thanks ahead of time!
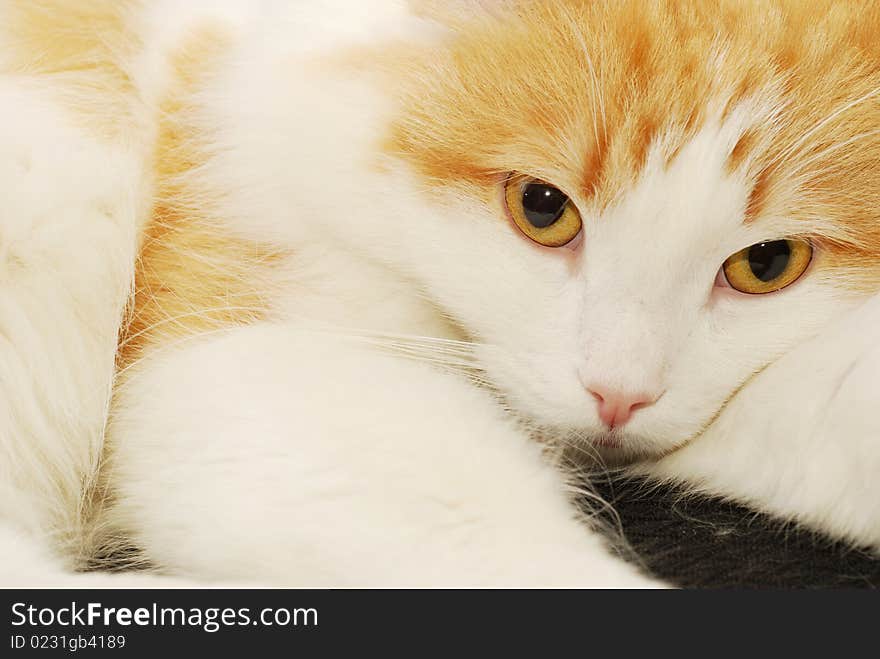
[587,386,659,429]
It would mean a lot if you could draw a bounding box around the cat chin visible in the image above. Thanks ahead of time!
[588,436,674,466]
[536,419,687,466]
[513,393,704,460]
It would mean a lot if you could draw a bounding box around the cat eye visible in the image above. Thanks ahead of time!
[721,239,813,295]
[504,176,583,247]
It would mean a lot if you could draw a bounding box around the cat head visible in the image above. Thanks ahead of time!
[241,0,880,461]
[371,0,880,459]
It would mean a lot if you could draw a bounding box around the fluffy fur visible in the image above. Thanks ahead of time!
[0,0,877,586]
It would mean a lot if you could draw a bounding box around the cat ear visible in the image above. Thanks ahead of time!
[410,0,519,26]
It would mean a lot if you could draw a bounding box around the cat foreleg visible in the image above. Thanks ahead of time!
[107,324,659,587]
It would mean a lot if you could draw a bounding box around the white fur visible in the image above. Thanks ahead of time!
[1,0,877,587]
[107,324,653,587]
[0,82,142,577]
[638,291,880,549]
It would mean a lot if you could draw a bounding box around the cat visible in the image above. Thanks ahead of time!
[0,0,878,587]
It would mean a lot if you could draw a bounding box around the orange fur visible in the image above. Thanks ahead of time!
[117,28,285,373]
[6,0,880,372]
[386,0,880,288]
[0,0,142,140]
[1,2,284,372]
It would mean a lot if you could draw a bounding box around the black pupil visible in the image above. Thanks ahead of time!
[748,240,791,282]
[521,184,569,228]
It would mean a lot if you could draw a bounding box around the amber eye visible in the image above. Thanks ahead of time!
[504,176,583,247]
[722,239,813,294]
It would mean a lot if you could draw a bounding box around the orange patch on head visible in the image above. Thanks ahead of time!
[383,0,765,208]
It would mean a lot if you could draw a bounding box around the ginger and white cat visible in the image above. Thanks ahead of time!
[0,0,878,587]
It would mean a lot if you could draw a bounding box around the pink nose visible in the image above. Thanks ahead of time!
[588,386,658,429]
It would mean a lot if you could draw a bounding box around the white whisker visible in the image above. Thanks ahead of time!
[786,129,880,180]
[118,306,265,349]
[772,83,880,167]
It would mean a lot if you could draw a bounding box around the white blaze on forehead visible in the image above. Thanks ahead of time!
[573,115,764,393]
[581,115,758,302]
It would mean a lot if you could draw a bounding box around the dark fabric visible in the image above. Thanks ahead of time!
[591,477,880,589]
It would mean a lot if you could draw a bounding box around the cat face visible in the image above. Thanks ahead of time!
[375,0,880,459]
[379,125,862,461]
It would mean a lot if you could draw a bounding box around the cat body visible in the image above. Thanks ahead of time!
[0,0,878,586]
